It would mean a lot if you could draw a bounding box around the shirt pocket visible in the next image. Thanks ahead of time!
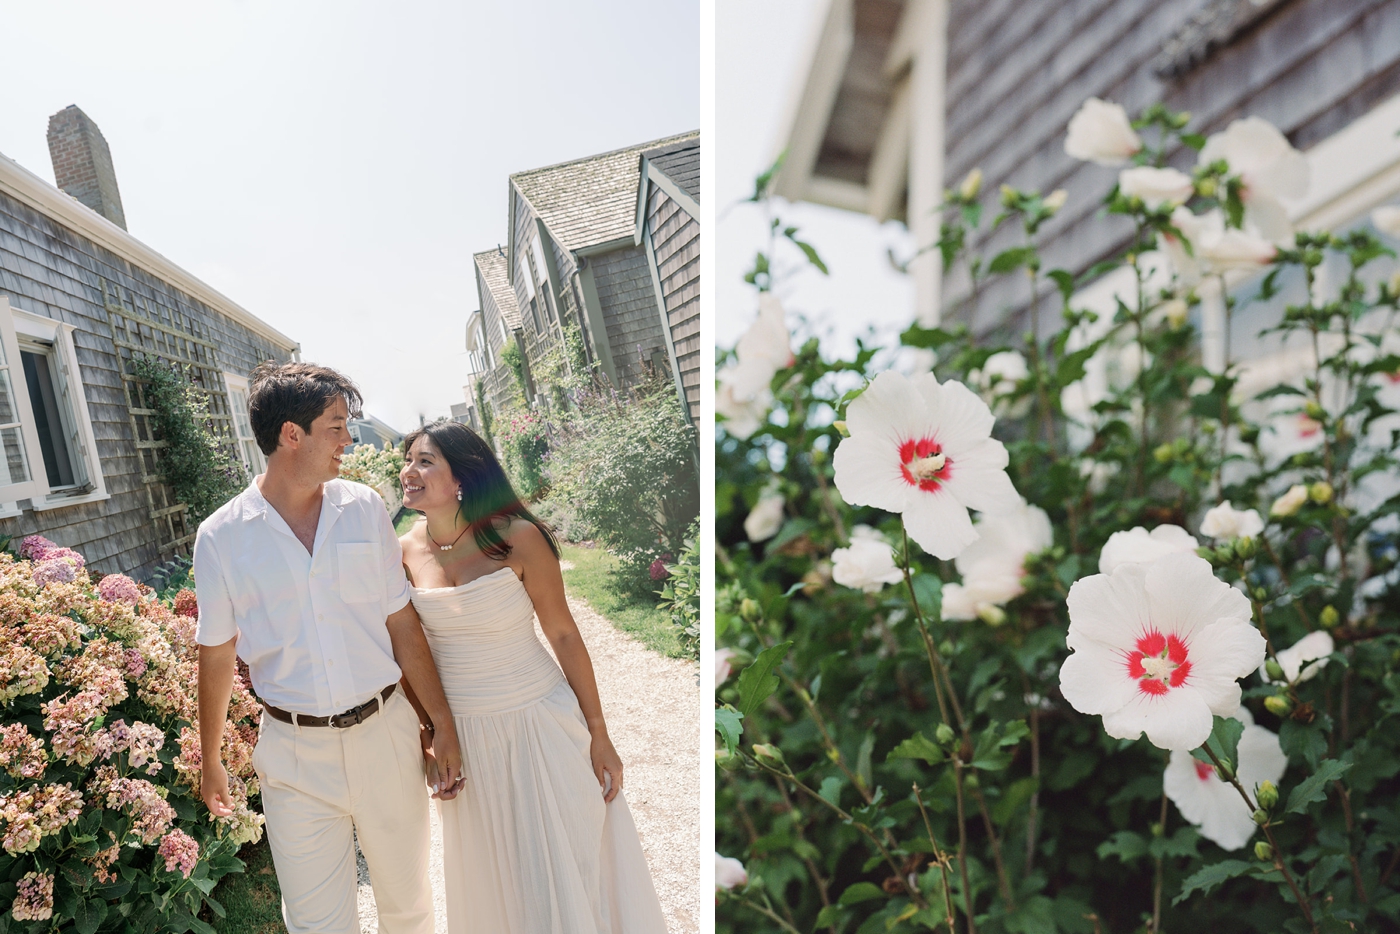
[336,542,381,604]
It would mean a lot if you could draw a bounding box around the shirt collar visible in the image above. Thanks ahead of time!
[238,477,351,522]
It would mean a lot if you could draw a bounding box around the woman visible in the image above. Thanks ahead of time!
[396,419,666,934]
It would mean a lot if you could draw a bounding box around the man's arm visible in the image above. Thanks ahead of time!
[386,602,463,794]
[198,637,238,816]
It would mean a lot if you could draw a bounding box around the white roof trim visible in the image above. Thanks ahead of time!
[771,0,857,206]
[0,150,298,352]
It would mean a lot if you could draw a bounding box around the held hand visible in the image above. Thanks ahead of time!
[590,733,624,803]
[201,760,235,817]
[431,724,466,801]
[420,728,444,798]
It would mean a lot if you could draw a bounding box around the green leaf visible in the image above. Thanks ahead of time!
[819,776,844,807]
[1047,269,1075,302]
[838,881,885,906]
[1097,830,1149,864]
[766,518,815,553]
[900,324,961,350]
[714,706,744,755]
[1004,895,1057,934]
[790,238,829,274]
[999,720,1030,747]
[887,732,945,766]
[991,776,1038,826]
[1149,825,1201,860]
[856,731,875,789]
[737,642,793,717]
[1285,758,1353,814]
[781,581,809,598]
[815,904,847,927]
[1173,859,1255,904]
[73,898,107,934]
[988,246,1037,275]
[1180,133,1206,151]
[1191,715,1245,775]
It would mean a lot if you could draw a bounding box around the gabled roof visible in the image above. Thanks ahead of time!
[644,139,700,201]
[509,131,699,253]
[473,248,521,331]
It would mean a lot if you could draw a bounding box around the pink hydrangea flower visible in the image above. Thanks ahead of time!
[32,557,79,587]
[0,724,48,780]
[158,829,200,878]
[10,870,54,921]
[0,641,50,704]
[1059,552,1265,751]
[98,573,142,606]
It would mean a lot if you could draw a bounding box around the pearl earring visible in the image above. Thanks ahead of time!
[456,489,462,501]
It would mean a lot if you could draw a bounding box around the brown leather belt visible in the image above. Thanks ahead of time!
[263,684,396,728]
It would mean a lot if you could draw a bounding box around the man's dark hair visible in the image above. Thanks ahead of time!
[248,362,363,456]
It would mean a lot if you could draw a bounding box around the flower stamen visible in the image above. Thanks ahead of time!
[898,437,952,491]
[1125,629,1192,696]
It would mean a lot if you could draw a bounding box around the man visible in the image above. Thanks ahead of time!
[195,362,460,934]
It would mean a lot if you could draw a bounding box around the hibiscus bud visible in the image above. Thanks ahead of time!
[1319,605,1340,629]
[1270,485,1309,517]
[1252,808,1269,826]
[1195,177,1218,198]
[958,168,983,201]
[740,598,762,622]
[1215,541,1235,562]
[1304,401,1325,420]
[935,723,956,746]
[752,743,785,764]
[1235,536,1258,560]
[1309,482,1333,504]
[1256,780,1279,810]
[1000,185,1018,207]
[1043,189,1068,215]
[977,605,1007,627]
[1265,659,1285,681]
[1264,694,1293,717]
[832,420,849,437]
[1153,443,1175,464]
[1254,841,1274,862]
[1253,587,1268,602]
[1239,424,1260,445]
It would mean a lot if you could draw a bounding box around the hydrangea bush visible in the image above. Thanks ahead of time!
[0,536,264,933]
[716,101,1400,933]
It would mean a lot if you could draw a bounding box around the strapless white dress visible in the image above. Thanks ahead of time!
[410,567,667,934]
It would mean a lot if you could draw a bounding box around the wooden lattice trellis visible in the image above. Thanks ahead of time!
[101,278,237,558]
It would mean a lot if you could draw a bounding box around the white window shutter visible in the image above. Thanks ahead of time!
[0,299,45,503]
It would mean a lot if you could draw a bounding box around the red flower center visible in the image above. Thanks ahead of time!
[899,437,952,491]
[1124,629,1191,696]
[1194,760,1216,782]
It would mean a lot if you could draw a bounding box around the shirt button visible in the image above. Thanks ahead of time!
[328,660,335,667]
[318,614,324,620]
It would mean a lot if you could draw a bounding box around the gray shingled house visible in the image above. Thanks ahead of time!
[0,106,299,578]
[463,132,701,430]
[774,0,1400,340]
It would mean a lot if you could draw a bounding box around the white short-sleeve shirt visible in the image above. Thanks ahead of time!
[193,478,412,716]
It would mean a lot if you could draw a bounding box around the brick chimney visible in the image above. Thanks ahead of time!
[46,105,127,230]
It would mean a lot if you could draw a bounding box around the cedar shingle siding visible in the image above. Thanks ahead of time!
[944,0,1400,332]
[640,141,700,425]
[591,244,667,386]
[0,186,295,580]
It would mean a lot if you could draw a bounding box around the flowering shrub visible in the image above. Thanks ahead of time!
[338,442,406,514]
[717,101,1400,933]
[658,521,700,658]
[495,409,551,501]
[0,535,263,932]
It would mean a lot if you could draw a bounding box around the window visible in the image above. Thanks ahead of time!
[530,235,558,323]
[0,297,108,512]
[223,372,265,476]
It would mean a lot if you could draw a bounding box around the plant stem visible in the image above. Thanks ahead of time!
[1024,685,1041,873]
[952,760,978,934]
[1152,751,1169,934]
[1200,744,1316,933]
[914,783,959,934]
[728,894,805,934]
[900,528,966,731]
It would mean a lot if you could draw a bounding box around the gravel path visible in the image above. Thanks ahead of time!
[354,586,700,933]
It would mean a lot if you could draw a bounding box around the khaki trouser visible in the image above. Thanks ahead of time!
[253,690,433,934]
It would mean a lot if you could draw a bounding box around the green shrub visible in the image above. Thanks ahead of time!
[547,377,698,594]
[132,358,247,526]
[494,409,549,501]
[656,520,699,659]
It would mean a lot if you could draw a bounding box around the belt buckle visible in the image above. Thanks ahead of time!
[330,700,369,729]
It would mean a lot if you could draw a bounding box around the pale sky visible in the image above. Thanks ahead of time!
[0,1,698,432]
[717,0,914,356]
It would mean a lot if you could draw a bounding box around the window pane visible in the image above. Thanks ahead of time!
[0,367,17,424]
[21,351,74,488]
[0,427,29,486]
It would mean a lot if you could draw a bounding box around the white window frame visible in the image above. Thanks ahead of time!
[222,371,266,478]
[0,297,109,514]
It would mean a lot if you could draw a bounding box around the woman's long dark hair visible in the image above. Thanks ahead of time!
[402,420,560,561]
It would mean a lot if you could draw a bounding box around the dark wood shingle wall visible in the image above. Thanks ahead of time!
[646,186,700,424]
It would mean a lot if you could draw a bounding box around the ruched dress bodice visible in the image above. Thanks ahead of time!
[408,567,666,934]
[411,567,564,715]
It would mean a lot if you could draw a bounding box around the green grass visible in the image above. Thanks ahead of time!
[210,838,287,934]
[559,544,682,657]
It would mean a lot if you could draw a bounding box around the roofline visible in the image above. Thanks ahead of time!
[0,150,299,352]
[771,0,857,206]
[640,138,700,161]
[507,130,699,182]
[635,157,700,245]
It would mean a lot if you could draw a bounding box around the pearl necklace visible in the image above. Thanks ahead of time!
[430,524,470,551]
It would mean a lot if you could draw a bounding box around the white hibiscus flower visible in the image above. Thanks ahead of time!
[716,648,736,687]
[1059,553,1265,751]
[1259,631,1334,685]
[1373,205,1400,238]
[717,293,795,439]
[744,493,786,542]
[1163,707,1287,850]
[831,526,905,594]
[1160,207,1276,287]
[942,500,1053,621]
[1118,166,1195,209]
[1200,501,1265,541]
[715,853,748,890]
[1270,484,1309,518]
[832,370,1021,561]
[1065,98,1142,167]
[969,351,1032,419]
[1199,116,1308,244]
[1098,524,1200,575]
